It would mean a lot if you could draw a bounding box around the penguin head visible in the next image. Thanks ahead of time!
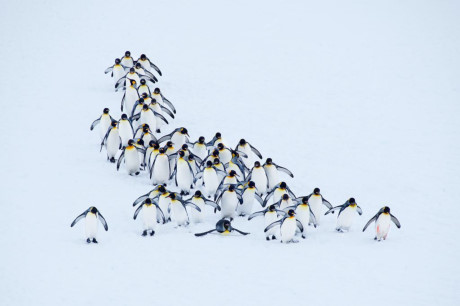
[127,139,135,146]
[314,188,320,195]
[254,161,261,167]
[159,148,165,154]
[125,51,131,57]
[150,98,157,104]
[141,92,148,99]
[145,198,152,205]
[302,197,309,204]
[288,209,295,217]
[239,139,247,146]
[279,182,287,189]
[182,144,188,151]
[212,149,219,157]
[268,204,277,212]
[135,62,142,69]
[206,161,213,168]
[154,88,160,94]
[248,181,256,188]
[194,190,202,197]
[223,220,231,230]
[142,125,150,133]
[150,141,159,149]
[180,128,189,136]
[228,185,236,192]
[198,136,205,144]
[140,54,146,60]
[120,114,128,120]
[138,98,145,105]
[266,158,273,165]
[137,139,144,146]
[115,58,121,64]
[282,194,290,201]
[141,124,149,129]
[166,141,173,148]
[111,121,117,127]
[188,155,195,161]
[129,68,135,73]
[103,108,109,114]
[158,185,166,193]
[178,150,185,158]
[217,143,224,150]
[213,158,220,165]
[383,206,390,214]
[215,132,222,139]
[90,207,98,214]
[140,79,146,85]
[167,193,177,200]
[142,104,149,110]
[229,170,238,177]
[349,197,356,204]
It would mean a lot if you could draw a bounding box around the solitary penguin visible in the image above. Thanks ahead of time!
[325,198,362,232]
[71,206,108,243]
[248,204,286,240]
[263,158,294,190]
[264,209,304,243]
[363,206,401,241]
[195,219,249,237]
[133,198,166,236]
[90,108,116,141]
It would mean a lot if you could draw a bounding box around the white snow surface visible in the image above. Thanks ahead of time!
[1,1,459,305]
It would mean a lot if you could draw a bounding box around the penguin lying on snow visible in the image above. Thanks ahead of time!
[363,206,401,241]
[71,206,108,243]
[195,219,249,237]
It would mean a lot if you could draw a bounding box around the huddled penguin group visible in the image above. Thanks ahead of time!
[71,51,402,244]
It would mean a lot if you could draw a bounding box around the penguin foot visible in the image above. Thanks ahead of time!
[266,237,270,241]
[374,237,377,240]
[150,231,155,236]
[302,235,306,239]
[190,185,194,189]
[86,238,91,243]
[92,238,98,243]
[135,172,140,175]
[110,157,116,163]
[272,235,276,240]
[180,191,185,196]
[156,129,161,133]
[142,230,148,236]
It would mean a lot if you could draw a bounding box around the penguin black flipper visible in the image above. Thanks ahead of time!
[156,205,166,224]
[275,164,294,178]
[264,220,282,232]
[70,209,89,227]
[90,117,101,130]
[390,214,401,228]
[153,111,169,124]
[98,212,109,231]
[149,62,162,76]
[193,171,203,184]
[117,151,125,171]
[160,106,175,119]
[362,212,381,232]
[286,186,296,199]
[161,94,176,114]
[100,128,111,152]
[149,155,160,179]
[133,204,144,220]
[248,210,265,221]
[249,144,263,159]
[356,206,363,215]
[309,208,318,227]
[195,229,216,237]
[204,199,221,211]
[157,134,172,144]
[262,189,276,207]
[322,197,333,210]
[115,76,126,91]
[121,93,126,111]
[325,205,342,215]
[232,227,250,235]
[254,193,264,206]
[296,220,304,232]
[133,194,148,207]
[184,202,201,212]
[104,66,114,74]
[276,209,288,217]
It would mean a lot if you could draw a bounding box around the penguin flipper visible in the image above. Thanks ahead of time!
[232,227,250,235]
[157,134,172,144]
[149,62,162,76]
[117,151,125,171]
[70,210,88,227]
[249,143,263,159]
[121,93,126,111]
[98,213,109,231]
[309,208,318,227]
[195,229,216,237]
[155,205,166,224]
[185,201,201,212]
[275,164,294,178]
[247,210,264,221]
[204,199,220,211]
[90,118,101,130]
[133,194,148,207]
[161,94,176,114]
[115,76,126,90]
[153,111,169,125]
[264,220,282,232]
[356,205,363,215]
[262,189,275,207]
[104,66,114,74]
[160,105,175,119]
[390,214,401,228]
[193,171,203,184]
[296,220,304,233]
[133,204,144,220]
[325,205,342,215]
[362,213,380,232]
[254,193,264,206]
[100,128,111,152]
[322,197,333,210]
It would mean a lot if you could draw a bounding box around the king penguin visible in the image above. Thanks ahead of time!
[71,206,108,243]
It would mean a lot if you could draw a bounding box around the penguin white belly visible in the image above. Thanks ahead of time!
[152,93,164,107]
[124,88,139,116]
[220,192,237,219]
[171,134,186,150]
[171,202,188,226]
[238,189,255,216]
[152,155,170,184]
[239,145,254,169]
[251,168,267,195]
[158,196,170,221]
[113,66,126,83]
[219,150,232,164]
[99,115,112,140]
[280,218,296,243]
[375,214,391,239]
[265,211,279,238]
[142,205,157,230]
[85,214,98,239]
[192,145,208,161]
[125,148,140,174]
[118,122,133,147]
[176,160,193,192]
[265,166,279,190]
[106,129,120,158]
[337,207,356,230]
[190,198,205,223]
[296,205,310,232]
[309,196,323,224]
[223,176,238,185]
[150,104,164,130]
[139,60,151,71]
[141,133,155,146]
[189,161,197,174]
[279,198,292,211]
[203,169,219,198]
[138,85,150,96]
[141,111,156,130]
[273,189,287,205]
[121,58,133,67]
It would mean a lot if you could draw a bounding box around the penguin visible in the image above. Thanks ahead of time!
[306,188,333,225]
[167,192,201,227]
[134,123,149,139]
[115,67,141,90]
[248,204,286,240]
[105,58,128,84]
[363,206,401,241]
[187,154,200,175]
[90,108,117,141]
[186,190,221,223]
[145,140,160,168]
[263,182,296,207]
[219,170,240,189]
[137,79,151,96]
[134,62,157,83]
[149,98,174,133]
[133,198,165,236]
[325,197,363,232]
[201,149,220,168]
[132,184,166,207]
[170,150,195,195]
[133,104,168,134]
[292,197,317,238]
[136,54,162,76]
[215,184,242,220]
[117,139,144,175]
[150,148,172,185]
[117,114,134,147]
[212,158,227,177]
[276,193,294,211]
[158,127,189,149]
[100,121,121,163]
[238,181,264,216]
[152,88,176,114]
[194,161,225,199]
[263,158,294,190]
[189,136,209,161]
[154,185,172,222]
[70,206,108,243]
[264,209,304,243]
[195,219,249,237]
[235,139,263,169]
[247,161,268,196]
[207,132,226,148]
[137,125,158,151]
[120,79,139,116]
[226,150,248,178]
[120,51,134,68]
[130,98,145,129]
[216,143,232,164]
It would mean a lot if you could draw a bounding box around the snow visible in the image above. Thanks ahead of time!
[1,0,459,305]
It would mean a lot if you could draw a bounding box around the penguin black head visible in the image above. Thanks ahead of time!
[125,51,131,57]
[111,121,117,127]
[213,158,220,165]
[178,150,185,157]
[198,136,205,144]
[280,182,287,189]
[148,140,156,147]
[115,58,121,64]
[138,98,145,104]
[182,144,188,150]
[145,198,152,204]
[166,141,173,148]
[349,198,356,204]
[90,207,98,214]
[158,185,166,193]
[121,113,128,120]
[194,190,202,197]
[217,143,224,150]
[288,209,295,217]
[266,158,273,165]
[180,128,189,136]
[239,139,247,146]
[248,181,256,188]
[254,161,261,167]
[142,104,149,110]
[151,98,157,104]
[159,148,165,154]
[215,132,222,138]
[154,88,160,94]
[282,194,290,200]
[152,142,160,149]
[188,155,195,161]
[142,124,149,129]
[137,139,144,146]
[268,204,277,212]
[302,197,309,204]
[135,62,142,69]
[142,125,150,133]
[129,68,135,73]
[314,188,320,195]
[212,149,219,157]
[140,54,146,60]
[229,170,237,177]
[140,79,146,85]
[206,161,213,167]
[128,139,135,146]
[223,220,231,230]
[141,92,148,98]
[103,108,109,114]
[229,185,235,192]
[383,206,390,214]
[168,193,177,200]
